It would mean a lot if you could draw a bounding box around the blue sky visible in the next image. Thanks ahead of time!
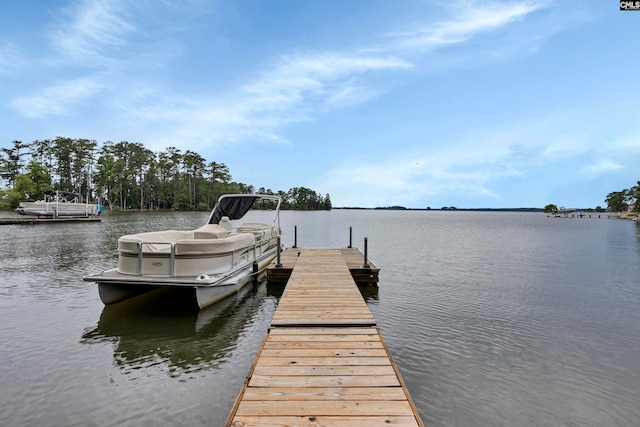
[1,1,638,208]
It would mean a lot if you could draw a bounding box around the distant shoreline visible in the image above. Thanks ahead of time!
[336,207,562,212]
[332,208,636,219]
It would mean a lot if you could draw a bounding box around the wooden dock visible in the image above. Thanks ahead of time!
[0,216,101,225]
[226,249,424,426]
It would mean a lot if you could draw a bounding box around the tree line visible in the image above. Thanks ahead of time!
[542,181,640,214]
[605,182,640,213]
[0,138,331,211]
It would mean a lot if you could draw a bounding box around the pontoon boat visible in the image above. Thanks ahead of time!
[16,190,103,218]
[83,194,282,309]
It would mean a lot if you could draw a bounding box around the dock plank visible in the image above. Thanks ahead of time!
[241,386,408,401]
[228,416,419,427]
[234,400,415,416]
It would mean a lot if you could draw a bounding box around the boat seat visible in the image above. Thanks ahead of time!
[193,224,229,239]
[236,223,270,233]
[174,233,255,256]
[236,223,276,240]
[118,230,193,254]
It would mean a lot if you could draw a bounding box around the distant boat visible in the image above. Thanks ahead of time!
[83,193,282,309]
[15,190,103,218]
[547,207,576,217]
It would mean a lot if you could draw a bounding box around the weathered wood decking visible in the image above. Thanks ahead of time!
[226,249,424,426]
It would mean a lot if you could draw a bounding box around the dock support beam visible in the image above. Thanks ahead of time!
[293,225,298,248]
[363,237,370,268]
[275,237,283,268]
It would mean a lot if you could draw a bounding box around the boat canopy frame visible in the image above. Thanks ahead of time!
[43,190,82,203]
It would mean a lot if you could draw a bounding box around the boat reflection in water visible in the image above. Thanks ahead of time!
[81,282,276,377]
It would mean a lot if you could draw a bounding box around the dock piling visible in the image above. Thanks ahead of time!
[363,237,370,269]
[275,237,283,268]
[293,225,298,248]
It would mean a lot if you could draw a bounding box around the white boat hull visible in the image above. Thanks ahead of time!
[91,249,277,308]
[17,202,101,217]
[98,283,161,305]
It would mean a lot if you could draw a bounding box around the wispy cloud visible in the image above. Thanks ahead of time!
[0,42,22,74]
[581,159,624,176]
[11,77,106,117]
[161,1,550,147]
[381,0,549,53]
[322,135,526,207]
[238,53,412,119]
[49,0,136,64]
[9,0,555,151]
[121,53,413,148]
[320,101,636,207]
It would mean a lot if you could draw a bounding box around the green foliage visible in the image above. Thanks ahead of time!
[1,137,331,211]
[544,204,558,213]
[281,187,330,210]
[605,191,628,212]
[26,161,52,200]
[0,188,8,209]
[0,140,29,186]
[629,182,640,212]
[604,182,640,212]
[6,175,35,207]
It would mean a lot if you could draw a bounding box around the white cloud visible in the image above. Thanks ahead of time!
[0,42,22,74]
[11,77,106,117]
[322,138,525,207]
[8,0,558,159]
[123,53,413,148]
[242,54,412,111]
[382,0,549,53]
[50,0,136,64]
[148,2,550,149]
[580,159,623,176]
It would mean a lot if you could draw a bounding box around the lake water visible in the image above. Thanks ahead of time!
[1,209,639,426]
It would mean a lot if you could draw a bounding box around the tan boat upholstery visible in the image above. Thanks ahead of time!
[193,224,229,239]
[118,224,258,256]
[118,230,193,254]
[174,233,256,256]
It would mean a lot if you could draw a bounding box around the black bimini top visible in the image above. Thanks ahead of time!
[208,195,260,224]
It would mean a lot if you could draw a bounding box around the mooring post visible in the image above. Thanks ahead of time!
[276,237,283,268]
[363,237,370,269]
[349,226,352,248]
[293,225,298,248]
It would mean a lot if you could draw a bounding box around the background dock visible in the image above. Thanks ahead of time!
[0,216,101,225]
[226,249,424,426]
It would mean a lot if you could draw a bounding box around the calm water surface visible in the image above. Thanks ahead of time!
[1,210,639,426]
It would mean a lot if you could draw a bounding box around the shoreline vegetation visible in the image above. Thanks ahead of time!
[0,138,330,212]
